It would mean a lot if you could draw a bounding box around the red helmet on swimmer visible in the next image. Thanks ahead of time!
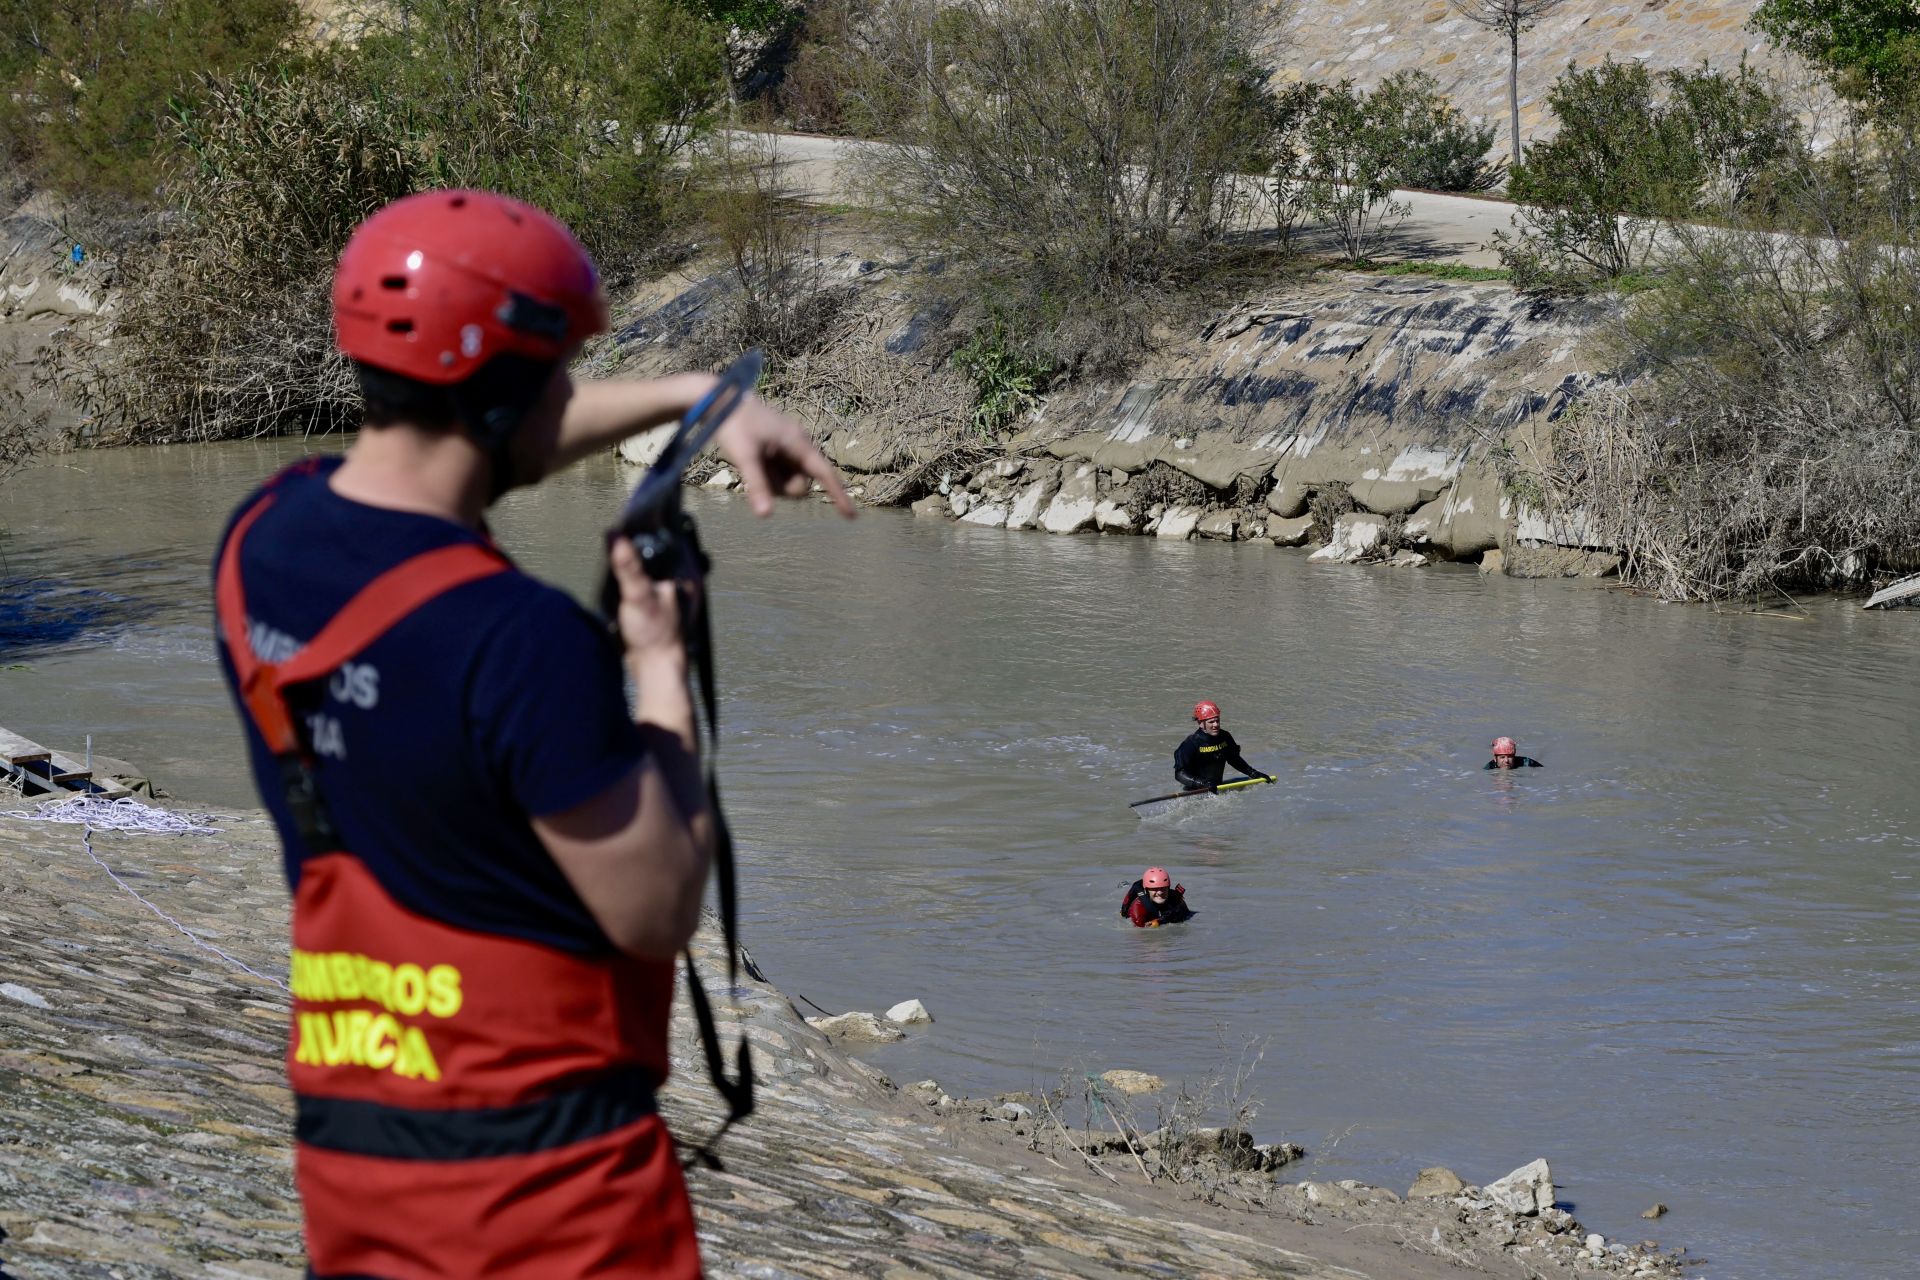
[333,189,609,385]
[1192,701,1220,722]
[1142,867,1171,890]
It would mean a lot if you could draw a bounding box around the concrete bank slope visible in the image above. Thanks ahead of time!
[612,241,1623,578]
[1,806,1686,1279]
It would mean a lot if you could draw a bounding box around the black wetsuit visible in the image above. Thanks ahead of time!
[1121,880,1195,926]
[1174,727,1260,790]
[1484,757,1544,769]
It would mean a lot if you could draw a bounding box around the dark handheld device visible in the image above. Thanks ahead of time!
[600,348,764,613]
[599,348,765,1163]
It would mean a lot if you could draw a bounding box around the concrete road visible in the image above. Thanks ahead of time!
[733,129,1516,268]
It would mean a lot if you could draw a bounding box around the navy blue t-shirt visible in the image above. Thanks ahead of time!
[214,458,647,953]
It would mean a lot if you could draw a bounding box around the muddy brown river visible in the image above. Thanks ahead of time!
[2,439,1916,1279]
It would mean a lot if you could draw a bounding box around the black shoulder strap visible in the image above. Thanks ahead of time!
[675,522,754,1169]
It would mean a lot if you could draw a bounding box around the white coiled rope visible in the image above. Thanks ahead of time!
[2,793,288,992]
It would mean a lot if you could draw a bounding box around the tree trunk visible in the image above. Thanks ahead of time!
[1508,25,1522,167]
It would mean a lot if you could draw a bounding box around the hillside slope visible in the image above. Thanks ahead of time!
[1266,1,1773,161]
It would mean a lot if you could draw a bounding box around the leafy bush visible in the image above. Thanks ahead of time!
[858,0,1281,373]
[0,0,300,199]
[952,320,1056,436]
[1287,80,1413,261]
[1371,71,1502,192]
[685,136,853,383]
[49,0,733,444]
[49,66,425,444]
[1750,0,1920,115]
[1497,60,1798,290]
[348,0,726,276]
[1522,116,1920,601]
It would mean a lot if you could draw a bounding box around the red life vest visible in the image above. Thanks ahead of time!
[216,470,699,1279]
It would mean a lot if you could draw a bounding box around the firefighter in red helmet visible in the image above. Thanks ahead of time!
[1174,700,1270,792]
[213,190,852,1279]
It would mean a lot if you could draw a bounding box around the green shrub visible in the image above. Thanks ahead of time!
[1524,116,1920,601]
[0,0,300,199]
[1371,71,1502,193]
[859,0,1280,374]
[51,65,425,444]
[1497,60,1798,290]
[952,320,1057,437]
[349,0,727,276]
[1750,0,1920,115]
[1287,80,1412,261]
[51,0,733,444]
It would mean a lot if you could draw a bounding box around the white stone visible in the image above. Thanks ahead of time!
[1387,549,1428,567]
[1585,1234,1605,1252]
[1093,500,1136,532]
[960,501,1009,528]
[617,424,678,468]
[1005,479,1056,531]
[703,467,738,489]
[948,490,973,517]
[1039,495,1096,534]
[998,1102,1033,1121]
[0,983,50,1009]
[1040,465,1099,534]
[1308,512,1387,562]
[884,999,933,1025]
[805,1011,907,1044]
[1196,510,1238,540]
[1268,514,1314,547]
[1099,1069,1164,1095]
[1155,505,1203,540]
[1483,1158,1555,1217]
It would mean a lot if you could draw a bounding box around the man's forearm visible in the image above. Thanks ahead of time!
[551,373,719,472]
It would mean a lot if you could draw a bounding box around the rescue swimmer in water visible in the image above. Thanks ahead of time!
[1175,701,1272,791]
[1121,867,1195,927]
[1485,736,1544,769]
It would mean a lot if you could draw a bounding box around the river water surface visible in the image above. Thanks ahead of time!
[2,440,1917,1279]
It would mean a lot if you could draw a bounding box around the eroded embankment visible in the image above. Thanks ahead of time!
[610,244,1624,579]
[0,800,1692,1279]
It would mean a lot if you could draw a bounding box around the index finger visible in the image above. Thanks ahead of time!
[794,438,856,519]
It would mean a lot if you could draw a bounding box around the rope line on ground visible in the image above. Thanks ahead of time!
[2,795,291,994]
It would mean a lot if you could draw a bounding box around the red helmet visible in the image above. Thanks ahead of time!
[1193,701,1221,722]
[333,189,609,386]
[1492,736,1518,757]
[1142,867,1171,890]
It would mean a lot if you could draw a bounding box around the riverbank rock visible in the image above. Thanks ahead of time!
[1350,478,1440,516]
[1266,477,1311,519]
[1093,499,1135,532]
[703,466,738,489]
[885,998,934,1024]
[1196,510,1239,540]
[1039,464,1099,533]
[911,494,947,517]
[961,499,1011,528]
[805,1011,907,1044]
[1154,505,1203,540]
[1309,512,1387,562]
[1005,472,1061,531]
[616,423,676,468]
[1409,1167,1467,1199]
[1478,549,1506,576]
[1484,1158,1555,1216]
[1099,1069,1164,1095]
[1268,514,1314,547]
